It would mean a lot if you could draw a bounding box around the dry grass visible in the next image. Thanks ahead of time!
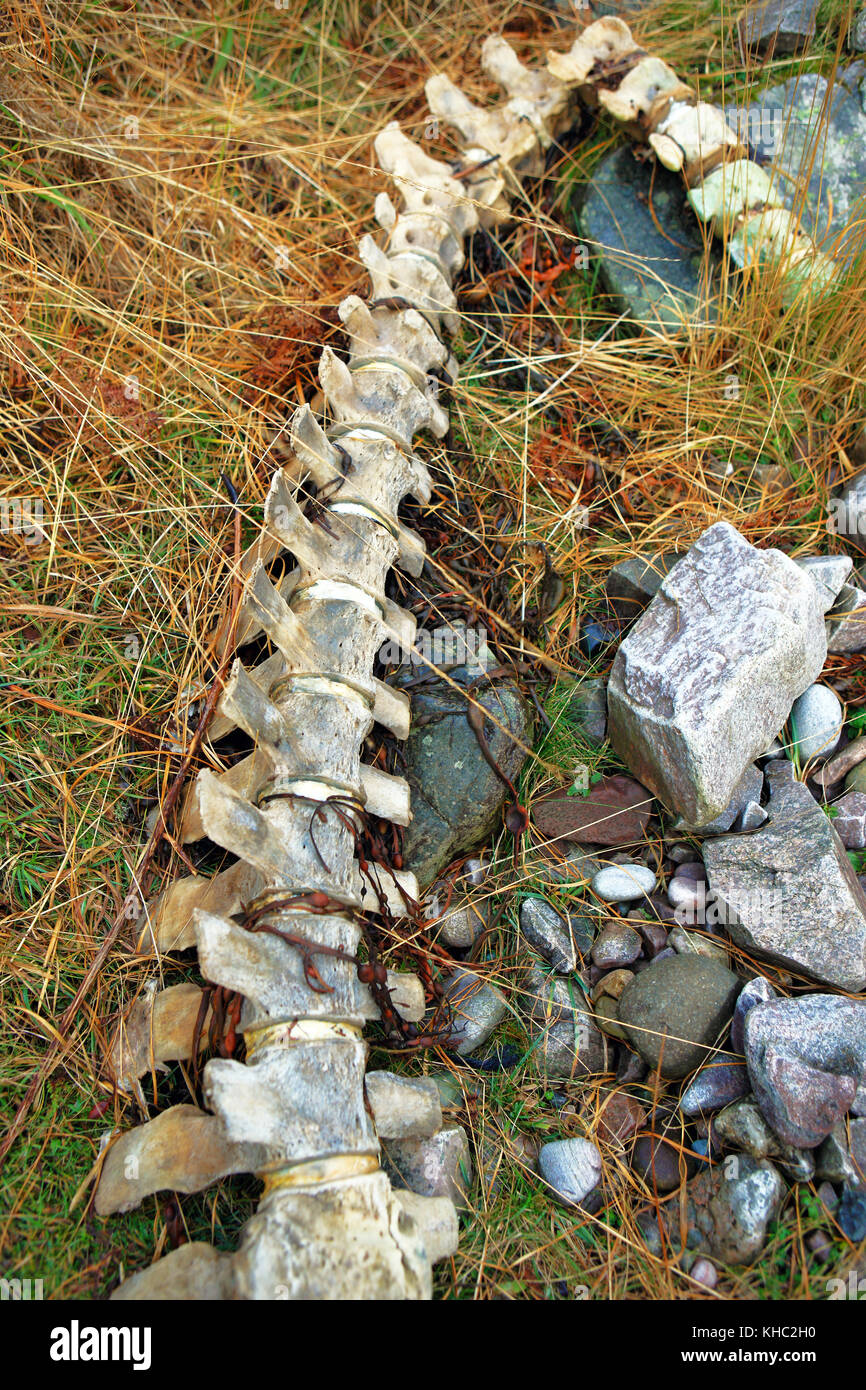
[0,0,864,1299]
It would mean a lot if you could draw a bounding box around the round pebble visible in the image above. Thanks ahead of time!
[538,1138,602,1207]
[591,921,642,969]
[690,1257,718,1288]
[591,863,657,902]
[790,683,844,764]
[667,878,702,910]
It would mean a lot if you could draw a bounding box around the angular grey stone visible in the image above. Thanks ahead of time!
[838,1185,866,1240]
[618,954,741,1079]
[714,1098,815,1180]
[827,583,866,652]
[577,145,726,333]
[737,800,768,831]
[815,1123,860,1184]
[522,961,607,1079]
[445,968,508,1057]
[607,523,826,826]
[830,790,866,850]
[538,1138,602,1208]
[789,683,843,764]
[674,763,764,837]
[519,896,578,973]
[795,554,853,612]
[852,9,866,49]
[690,1156,786,1264]
[744,995,866,1147]
[680,1061,750,1116]
[730,976,777,1055]
[400,665,532,887]
[384,1126,474,1210]
[742,0,819,54]
[605,553,680,626]
[591,921,642,969]
[703,762,866,990]
[364,1071,442,1140]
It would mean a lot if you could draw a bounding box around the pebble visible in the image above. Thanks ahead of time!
[789,683,844,765]
[434,896,487,949]
[637,920,669,957]
[713,1098,815,1181]
[632,1133,696,1192]
[730,977,777,1055]
[538,1138,603,1208]
[668,926,729,964]
[680,1061,751,1116]
[596,1092,647,1144]
[816,735,866,793]
[667,878,702,910]
[806,1230,834,1263]
[519,896,578,974]
[690,1157,786,1264]
[591,921,642,969]
[838,1184,866,1241]
[591,863,657,902]
[815,1123,858,1184]
[445,968,508,1057]
[690,1257,719,1289]
[847,761,866,795]
[617,954,741,1078]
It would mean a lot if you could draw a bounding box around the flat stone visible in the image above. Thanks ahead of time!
[519,896,579,973]
[364,1071,442,1140]
[532,774,653,848]
[827,583,866,652]
[384,1126,474,1210]
[742,0,819,54]
[789,683,844,765]
[400,665,532,886]
[703,762,866,990]
[577,144,726,333]
[713,1098,815,1180]
[523,961,608,1079]
[591,921,642,969]
[618,954,741,1079]
[816,735,866,793]
[731,976,777,1054]
[830,790,866,849]
[680,1062,751,1116]
[591,863,657,902]
[606,553,681,626]
[538,1138,602,1208]
[607,523,826,826]
[795,554,854,612]
[445,968,508,1057]
[744,994,866,1147]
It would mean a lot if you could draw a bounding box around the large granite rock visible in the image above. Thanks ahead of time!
[577,144,726,333]
[607,522,826,825]
[617,954,741,1079]
[744,995,866,1147]
[703,761,866,991]
[400,665,532,886]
